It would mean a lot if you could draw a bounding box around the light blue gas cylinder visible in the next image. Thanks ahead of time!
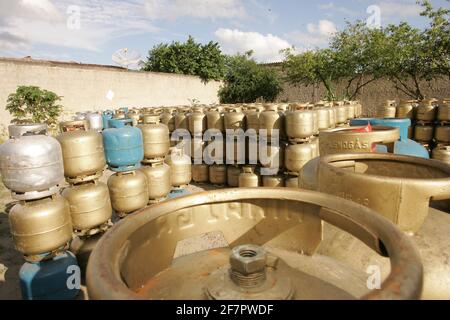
[103,118,144,172]
[19,251,80,300]
[102,110,114,129]
[350,118,429,159]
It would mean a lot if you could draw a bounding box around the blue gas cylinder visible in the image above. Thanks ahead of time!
[19,251,80,300]
[168,188,191,200]
[102,110,114,129]
[103,118,144,172]
[350,118,429,159]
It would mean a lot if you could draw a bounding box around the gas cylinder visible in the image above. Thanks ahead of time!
[70,233,102,276]
[192,163,209,183]
[60,120,89,132]
[165,147,192,188]
[0,124,64,200]
[140,162,171,203]
[102,111,113,129]
[285,144,313,173]
[437,102,450,122]
[62,181,112,235]
[396,101,416,119]
[191,135,205,161]
[259,104,283,138]
[174,109,189,131]
[107,170,149,218]
[138,115,170,162]
[227,165,241,187]
[344,102,355,120]
[416,100,437,122]
[225,136,246,164]
[262,174,285,187]
[7,123,47,138]
[245,109,260,133]
[9,195,72,259]
[209,164,227,186]
[350,118,429,159]
[127,110,141,127]
[316,107,331,131]
[285,108,315,141]
[432,146,450,165]
[259,141,285,171]
[224,107,246,131]
[57,130,106,183]
[188,106,207,135]
[414,124,434,143]
[376,100,397,118]
[103,118,144,172]
[114,109,126,119]
[86,112,103,132]
[311,109,319,134]
[238,166,260,187]
[285,175,299,188]
[434,125,450,144]
[299,153,450,299]
[309,136,320,158]
[334,105,347,125]
[328,108,336,128]
[160,108,176,133]
[206,107,225,132]
[20,251,80,300]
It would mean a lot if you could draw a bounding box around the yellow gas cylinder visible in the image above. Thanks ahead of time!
[127,111,141,127]
[316,107,331,131]
[437,102,450,122]
[376,100,397,118]
[328,107,336,128]
[285,143,313,174]
[192,163,209,184]
[188,106,207,135]
[238,166,260,187]
[140,162,171,203]
[245,108,260,133]
[209,164,227,186]
[396,101,416,119]
[165,147,192,189]
[432,146,450,165]
[57,129,106,183]
[62,180,112,236]
[107,170,149,218]
[160,107,176,133]
[334,105,347,126]
[138,115,170,163]
[227,165,241,187]
[414,125,434,143]
[259,104,284,138]
[190,135,205,161]
[206,107,225,133]
[299,153,450,299]
[9,194,72,261]
[285,107,315,142]
[309,136,320,158]
[59,120,89,132]
[174,108,189,131]
[285,175,299,188]
[344,102,355,121]
[416,99,437,122]
[259,141,285,171]
[262,174,285,187]
[224,106,246,131]
[434,125,450,144]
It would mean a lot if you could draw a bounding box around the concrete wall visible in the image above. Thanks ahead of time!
[0,57,221,132]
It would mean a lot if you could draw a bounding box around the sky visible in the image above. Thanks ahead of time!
[0,0,448,66]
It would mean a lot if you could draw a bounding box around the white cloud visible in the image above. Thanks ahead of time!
[288,19,337,49]
[145,0,247,20]
[215,28,292,62]
[377,1,422,18]
[318,2,358,17]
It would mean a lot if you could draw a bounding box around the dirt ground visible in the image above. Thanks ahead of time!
[0,171,223,300]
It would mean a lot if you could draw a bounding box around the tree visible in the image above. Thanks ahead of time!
[6,86,63,124]
[141,35,226,82]
[219,51,282,103]
[283,48,339,101]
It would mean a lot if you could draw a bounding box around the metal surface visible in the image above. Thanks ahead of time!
[86,112,103,132]
[335,106,347,125]
[437,102,450,122]
[209,164,227,186]
[316,107,331,130]
[57,130,106,183]
[238,166,260,187]
[285,109,315,141]
[8,123,47,138]
[284,175,299,188]
[434,125,450,144]
[259,105,284,137]
[188,107,207,135]
[416,100,437,122]
[299,153,450,233]
[0,133,64,200]
[414,125,434,143]
[70,233,103,276]
[60,120,89,132]
[138,116,170,162]
[376,101,397,119]
[224,107,246,131]
[192,163,209,183]
[396,102,416,119]
[9,195,72,258]
[432,146,450,165]
[227,165,241,187]
[206,108,224,132]
[285,143,313,173]
[62,181,112,235]
[319,126,399,155]
[107,170,149,218]
[160,108,176,133]
[165,147,192,188]
[174,110,189,130]
[86,188,423,300]
[245,110,260,132]
[140,162,171,203]
[262,174,285,187]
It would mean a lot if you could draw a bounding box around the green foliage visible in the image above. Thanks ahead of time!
[141,35,226,82]
[6,86,63,124]
[219,52,283,103]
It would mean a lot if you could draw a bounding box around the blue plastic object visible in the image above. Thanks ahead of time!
[102,110,114,129]
[350,118,429,159]
[168,188,191,199]
[103,118,144,172]
[19,251,80,300]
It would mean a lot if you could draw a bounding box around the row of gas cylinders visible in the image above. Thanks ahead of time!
[376,98,450,122]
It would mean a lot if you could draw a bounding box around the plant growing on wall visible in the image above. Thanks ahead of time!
[219,51,282,103]
[6,86,63,124]
[141,35,226,82]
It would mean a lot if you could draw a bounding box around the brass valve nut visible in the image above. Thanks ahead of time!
[229,245,267,275]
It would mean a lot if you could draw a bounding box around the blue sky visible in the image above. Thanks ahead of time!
[0,0,448,66]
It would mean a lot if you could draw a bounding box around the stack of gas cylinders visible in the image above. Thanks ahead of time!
[0,124,79,300]
[56,120,112,273]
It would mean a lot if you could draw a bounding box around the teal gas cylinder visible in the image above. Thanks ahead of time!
[102,110,114,129]
[350,118,429,159]
[103,118,144,172]
[19,251,80,300]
